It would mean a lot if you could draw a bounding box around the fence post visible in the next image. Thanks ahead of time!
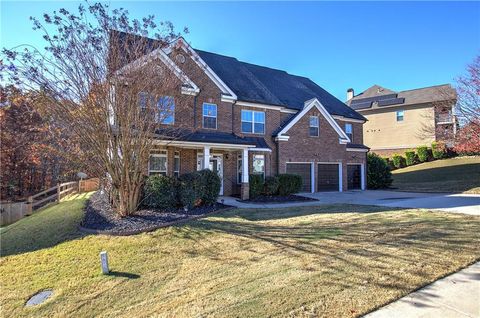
[26,196,33,215]
[57,183,61,202]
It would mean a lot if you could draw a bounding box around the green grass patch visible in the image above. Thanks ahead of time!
[392,156,480,193]
[1,195,479,317]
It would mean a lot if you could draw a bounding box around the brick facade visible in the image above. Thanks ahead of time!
[143,47,367,196]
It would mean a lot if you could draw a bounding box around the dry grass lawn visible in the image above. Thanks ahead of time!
[392,156,480,193]
[1,193,479,317]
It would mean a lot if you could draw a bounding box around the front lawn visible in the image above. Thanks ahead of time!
[1,194,479,317]
[392,156,480,193]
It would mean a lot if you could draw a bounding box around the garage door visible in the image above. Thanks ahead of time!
[286,163,311,192]
[347,165,361,190]
[317,164,339,191]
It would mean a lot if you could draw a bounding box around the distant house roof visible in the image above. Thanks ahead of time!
[195,49,365,121]
[347,84,457,111]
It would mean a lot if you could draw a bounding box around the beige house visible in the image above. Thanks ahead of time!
[346,84,457,156]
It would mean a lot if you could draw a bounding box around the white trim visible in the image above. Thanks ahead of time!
[148,151,168,175]
[175,38,237,100]
[275,135,290,141]
[276,98,351,143]
[361,163,366,190]
[153,139,256,149]
[346,147,369,152]
[333,115,365,123]
[202,102,218,130]
[241,109,265,134]
[242,149,249,183]
[114,47,200,96]
[235,101,298,114]
[248,148,272,152]
[310,162,315,193]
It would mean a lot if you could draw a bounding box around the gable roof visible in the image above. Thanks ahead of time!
[195,49,365,121]
[275,98,350,144]
[347,84,456,111]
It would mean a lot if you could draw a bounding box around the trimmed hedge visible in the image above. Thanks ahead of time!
[432,142,447,159]
[143,169,221,210]
[278,174,303,196]
[405,151,417,166]
[249,174,264,199]
[416,146,429,163]
[143,175,178,209]
[367,153,393,189]
[264,176,280,195]
[392,154,406,169]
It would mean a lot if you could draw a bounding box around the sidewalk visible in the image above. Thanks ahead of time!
[364,262,480,318]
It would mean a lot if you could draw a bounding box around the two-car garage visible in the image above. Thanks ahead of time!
[286,162,364,192]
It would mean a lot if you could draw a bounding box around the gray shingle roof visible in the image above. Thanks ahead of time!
[195,50,365,121]
[347,84,456,110]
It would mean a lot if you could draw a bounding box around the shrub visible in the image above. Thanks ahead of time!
[416,146,429,163]
[178,172,204,208]
[405,151,417,166]
[367,153,393,189]
[249,174,264,199]
[143,175,178,209]
[197,169,221,205]
[391,154,406,169]
[278,174,302,196]
[432,142,447,159]
[263,176,280,195]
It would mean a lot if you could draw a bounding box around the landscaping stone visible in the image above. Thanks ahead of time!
[25,290,53,307]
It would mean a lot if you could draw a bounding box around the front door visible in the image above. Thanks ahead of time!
[197,154,224,195]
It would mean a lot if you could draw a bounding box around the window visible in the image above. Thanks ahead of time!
[139,92,149,111]
[157,96,175,124]
[241,110,265,134]
[345,123,353,141]
[252,154,265,179]
[396,110,404,122]
[149,150,167,175]
[309,116,319,137]
[174,151,180,178]
[237,155,242,184]
[203,103,217,129]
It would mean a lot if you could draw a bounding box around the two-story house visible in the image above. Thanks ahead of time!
[346,84,457,157]
[113,31,368,199]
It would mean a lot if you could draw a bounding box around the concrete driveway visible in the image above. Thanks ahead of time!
[301,190,480,215]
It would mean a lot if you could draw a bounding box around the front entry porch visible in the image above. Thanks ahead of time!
[150,140,261,199]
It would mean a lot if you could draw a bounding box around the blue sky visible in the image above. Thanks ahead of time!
[1,1,479,101]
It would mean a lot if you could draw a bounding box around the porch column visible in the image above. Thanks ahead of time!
[241,148,249,200]
[203,146,211,170]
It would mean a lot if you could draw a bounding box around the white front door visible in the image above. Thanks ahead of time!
[197,154,224,195]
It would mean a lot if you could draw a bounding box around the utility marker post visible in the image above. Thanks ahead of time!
[100,251,109,274]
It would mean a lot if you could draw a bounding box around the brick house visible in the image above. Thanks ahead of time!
[114,32,368,199]
[346,84,457,157]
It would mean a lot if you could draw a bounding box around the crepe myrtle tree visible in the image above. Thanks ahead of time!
[1,2,191,216]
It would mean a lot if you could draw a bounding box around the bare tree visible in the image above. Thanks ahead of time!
[2,3,189,216]
[455,55,480,136]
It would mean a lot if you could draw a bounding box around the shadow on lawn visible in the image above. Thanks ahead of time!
[0,194,89,257]
[173,207,480,295]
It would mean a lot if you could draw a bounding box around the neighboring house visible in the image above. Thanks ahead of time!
[346,84,457,157]
[113,31,369,199]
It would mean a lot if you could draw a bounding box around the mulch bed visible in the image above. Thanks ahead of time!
[239,194,318,204]
[79,191,233,236]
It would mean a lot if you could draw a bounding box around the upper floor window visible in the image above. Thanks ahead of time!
[309,116,319,137]
[396,110,404,122]
[241,110,265,134]
[157,96,175,124]
[203,103,217,129]
[139,92,175,124]
[345,123,353,141]
[149,150,167,176]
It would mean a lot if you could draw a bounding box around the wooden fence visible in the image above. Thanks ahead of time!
[0,178,99,227]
